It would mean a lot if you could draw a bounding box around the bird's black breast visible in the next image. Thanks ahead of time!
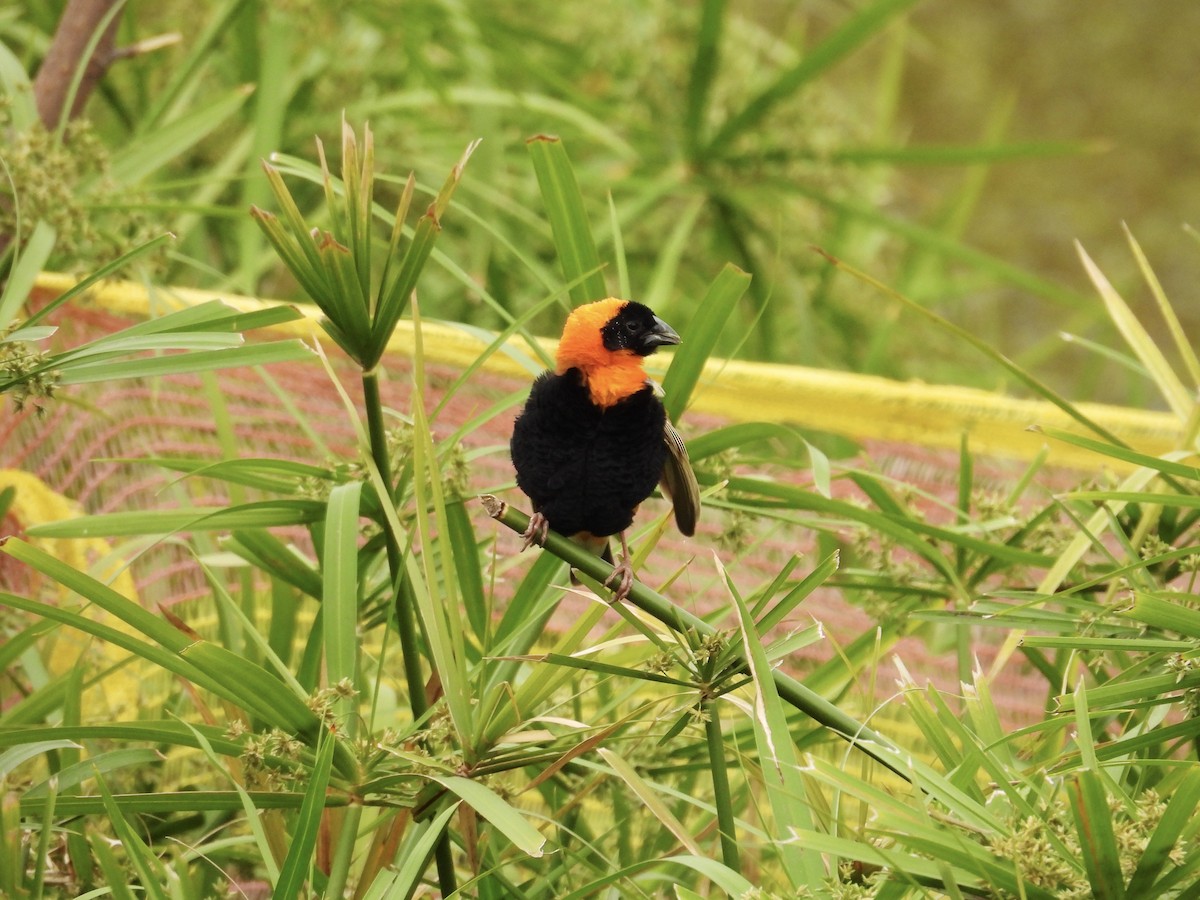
[510,368,668,538]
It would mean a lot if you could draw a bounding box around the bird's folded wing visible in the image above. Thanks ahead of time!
[660,421,700,537]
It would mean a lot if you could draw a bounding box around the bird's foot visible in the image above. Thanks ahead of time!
[604,558,635,603]
[521,512,549,550]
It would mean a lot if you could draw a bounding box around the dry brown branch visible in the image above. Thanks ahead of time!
[32,0,124,129]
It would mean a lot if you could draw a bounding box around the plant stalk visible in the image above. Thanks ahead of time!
[703,698,741,872]
[324,803,364,900]
[363,370,427,718]
[364,370,458,896]
[481,494,913,781]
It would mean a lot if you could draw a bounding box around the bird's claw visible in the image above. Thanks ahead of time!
[604,559,635,603]
[521,512,549,551]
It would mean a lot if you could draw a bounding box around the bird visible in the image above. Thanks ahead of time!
[510,297,700,601]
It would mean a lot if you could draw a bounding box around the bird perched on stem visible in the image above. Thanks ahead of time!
[510,298,700,601]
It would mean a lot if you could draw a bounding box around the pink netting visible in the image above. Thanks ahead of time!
[0,297,1064,728]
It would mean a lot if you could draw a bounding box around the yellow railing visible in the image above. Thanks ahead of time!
[34,273,1183,470]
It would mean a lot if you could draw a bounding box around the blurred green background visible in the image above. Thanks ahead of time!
[6,0,1197,403]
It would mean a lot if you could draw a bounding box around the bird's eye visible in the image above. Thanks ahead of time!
[626,320,642,333]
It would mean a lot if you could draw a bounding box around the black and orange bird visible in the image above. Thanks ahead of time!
[510,297,700,601]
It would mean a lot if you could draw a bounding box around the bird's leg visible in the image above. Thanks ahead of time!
[604,530,635,602]
[521,511,549,550]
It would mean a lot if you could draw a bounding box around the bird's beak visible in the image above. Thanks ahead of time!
[640,315,681,350]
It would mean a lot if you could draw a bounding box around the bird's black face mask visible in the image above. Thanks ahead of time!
[600,301,681,357]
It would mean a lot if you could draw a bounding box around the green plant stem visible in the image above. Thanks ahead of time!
[703,697,741,872]
[324,803,363,900]
[481,495,912,781]
[363,369,427,718]
[364,369,460,897]
[434,830,458,897]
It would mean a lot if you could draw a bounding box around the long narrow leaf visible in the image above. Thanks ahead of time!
[428,775,545,857]
[1077,240,1192,419]
[527,135,607,305]
[661,263,751,422]
[0,220,55,330]
[1069,771,1126,900]
[721,556,825,887]
[707,0,920,154]
[274,727,337,899]
[323,481,362,727]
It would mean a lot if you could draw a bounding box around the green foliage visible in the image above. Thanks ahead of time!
[3,123,1199,897]
[2,2,1200,895]
[0,0,1106,383]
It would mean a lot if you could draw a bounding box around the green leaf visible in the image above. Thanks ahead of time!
[0,740,80,780]
[145,456,331,494]
[26,499,325,537]
[683,0,727,152]
[24,749,160,799]
[1069,771,1126,900]
[1122,223,1200,389]
[368,140,478,366]
[661,855,755,897]
[0,220,55,331]
[685,422,801,461]
[26,790,312,817]
[542,653,695,688]
[359,803,459,900]
[274,727,337,899]
[109,84,254,185]
[445,499,488,642]
[96,773,172,900]
[1077,240,1192,420]
[0,541,206,654]
[224,529,323,599]
[178,641,321,737]
[1122,592,1200,638]
[57,339,313,384]
[756,550,838,634]
[428,775,546,857]
[1126,768,1200,895]
[720,558,825,888]
[0,40,36,131]
[706,0,921,154]
[527,135,608,305]
[22,233,176,328]
[0,722,242,757]
[1036,427,1200,480]
[1,325,57,343]
[661,263,752,422]
[323,481,362,723]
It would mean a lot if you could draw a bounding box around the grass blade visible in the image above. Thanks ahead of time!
[706,0,920,154]
[1069,771,1126,900]
[109,85,254,184]
[527,135,608,304]
[660,263,751,422]
[323,482,363,729]
[96,773,171,900]
[429,775,546,857]
[720,555,825,888]
[1077,240,1192,419]
[274,727,337,899]
[0,220,55,330]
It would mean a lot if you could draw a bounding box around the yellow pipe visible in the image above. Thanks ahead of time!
[34,273,1183,470]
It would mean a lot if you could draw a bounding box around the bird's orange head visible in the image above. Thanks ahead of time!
[555,298,680,408]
